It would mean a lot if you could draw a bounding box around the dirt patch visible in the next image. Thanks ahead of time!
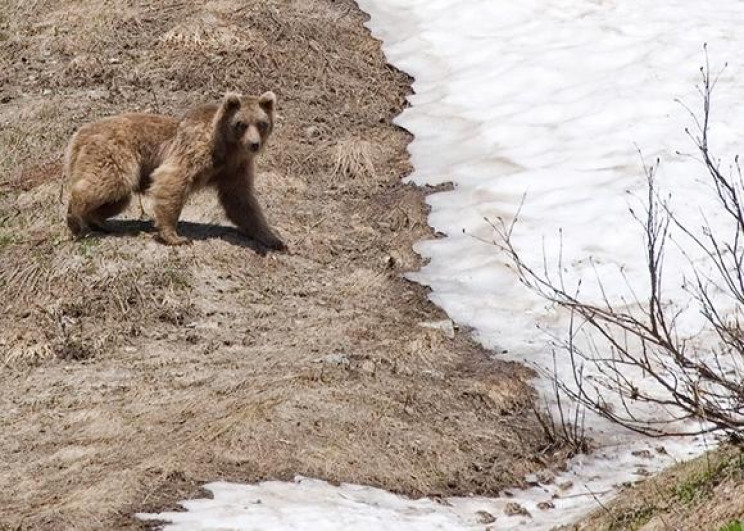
[2,161,62,193]
[0,0,559,529]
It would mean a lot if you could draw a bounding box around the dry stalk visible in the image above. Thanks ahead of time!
[493,48,744,439]
[332,137,377,181]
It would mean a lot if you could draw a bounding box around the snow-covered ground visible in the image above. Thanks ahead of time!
[139,0,744,528]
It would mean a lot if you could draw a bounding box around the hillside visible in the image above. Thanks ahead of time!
[0,1,559,528]
[571,445,744,531]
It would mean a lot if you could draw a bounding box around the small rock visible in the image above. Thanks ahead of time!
[359,359,376,374]
[504,502,530,517]
[537,501,555,511]
[631,449,653,459]
[535,469,556,485]
[557,480,574,491]
[312,354,350,367]
[418,319,455,339]
[123,346,137,353]
[422,369,445,380]
[384,250,406,269]
[85,89,110,100]
[655,446,668,455]
[475,510,496,524]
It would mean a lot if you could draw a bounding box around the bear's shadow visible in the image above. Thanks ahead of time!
[97,219,269,254]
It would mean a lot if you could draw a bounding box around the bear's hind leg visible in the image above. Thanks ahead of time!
[88,195,132,232]
[67,177,132,237]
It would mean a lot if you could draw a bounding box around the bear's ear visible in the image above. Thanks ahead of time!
[258,91,276,116]
[222,92,242,113]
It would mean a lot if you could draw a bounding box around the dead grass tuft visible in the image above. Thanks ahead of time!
[160,15,256,51]
[332,137,378,181]
[0,247,196,368]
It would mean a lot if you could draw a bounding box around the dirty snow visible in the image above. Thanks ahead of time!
[139,0,744,528]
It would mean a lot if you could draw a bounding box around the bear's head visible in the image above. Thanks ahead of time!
[219,91,276,155]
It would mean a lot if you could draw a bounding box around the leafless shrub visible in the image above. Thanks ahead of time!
[493,50,744,439]
[532,352,591,456]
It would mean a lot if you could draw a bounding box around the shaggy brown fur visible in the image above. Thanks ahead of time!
[65,114,177,233]
[65,91,284,249]
[151,91,283,248]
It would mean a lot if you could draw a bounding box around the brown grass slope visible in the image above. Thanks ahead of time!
[569,445,744,531]
[0,1,558,528]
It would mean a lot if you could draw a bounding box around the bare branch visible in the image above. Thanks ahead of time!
[494,49,744,439]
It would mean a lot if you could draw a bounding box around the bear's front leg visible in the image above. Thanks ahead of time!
[217,174,286,251]
[150,163,192,246]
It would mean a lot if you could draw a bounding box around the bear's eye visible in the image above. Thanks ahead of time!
[257,121,269,134]
[234,121,248,134]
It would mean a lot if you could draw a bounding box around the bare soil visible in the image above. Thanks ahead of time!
[0,1,559,529]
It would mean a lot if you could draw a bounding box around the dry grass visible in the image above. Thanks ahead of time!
[0,1,561,529]
[332,137,378,181]
[569,445,744,531]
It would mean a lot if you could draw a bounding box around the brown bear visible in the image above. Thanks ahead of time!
[65,91,285,249]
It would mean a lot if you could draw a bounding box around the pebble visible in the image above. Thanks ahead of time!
[537,501,555,511]
[418,319,455,339]
[475,510,496,524]
[312,353,350,367]
[631,449,653,459]
[504,502,530,517]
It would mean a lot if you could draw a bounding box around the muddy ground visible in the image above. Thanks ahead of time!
[0,1,562,528]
